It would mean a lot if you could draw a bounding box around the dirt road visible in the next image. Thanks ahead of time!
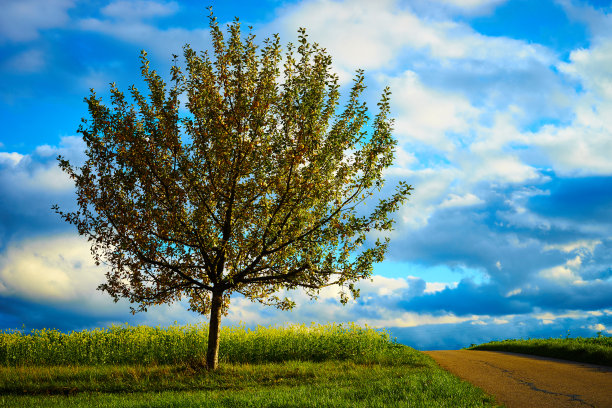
[424,350,612,407]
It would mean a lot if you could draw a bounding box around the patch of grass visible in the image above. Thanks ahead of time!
[0,356,497,407]
[0,323,500,407]
[468,334,612,366]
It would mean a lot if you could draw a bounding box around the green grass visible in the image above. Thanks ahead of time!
[0,323,500,407]
[468,334,612,366]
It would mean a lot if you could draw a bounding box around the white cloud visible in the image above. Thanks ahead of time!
[3,49,46,73]
[220,275,465,329]
[557,0,612,40]
[470,153,538,183]
[390,168,459,229]
[430,0,507,13]
[544,239,602,255]
[439,193,484,209]
[0,152,25,167]
[506,288,523,297]
[78,8,210,61]
[272,0,551,85]
[588,310,603,316]
[530,39,612,176]
[0,0,74,43]
[560,42,612,100]
[533,310,594,322]
[268,0,571,217]
[533,124,612,175]
[357,311,476,328]
[425,281,456,293]
[454,112,541,184]
[0,234,104,302]
[101,0,178,20]
[539,255,585,285]
[275,0,438,75]
[394,147,418,168]
[360,275,409,296]
[587,323,612,334]
[0,137,84,194]
[389,70,480,152]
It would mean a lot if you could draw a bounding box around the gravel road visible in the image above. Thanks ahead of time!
[424,350,612,408]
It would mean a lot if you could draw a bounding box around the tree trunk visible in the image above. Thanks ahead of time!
[206,289,224,370]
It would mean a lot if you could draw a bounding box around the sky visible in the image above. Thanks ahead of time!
[1,0,612,351]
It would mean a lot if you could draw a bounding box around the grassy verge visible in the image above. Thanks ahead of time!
[0,323,500,407]
[0,354,498,407]
[468,335,612,366]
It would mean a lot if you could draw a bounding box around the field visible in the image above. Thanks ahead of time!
[468,334,612,366]
[0,323,499,407]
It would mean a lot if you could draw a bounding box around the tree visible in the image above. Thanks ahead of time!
[53,11,412,370]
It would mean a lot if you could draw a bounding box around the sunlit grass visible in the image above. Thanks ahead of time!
[0,323,500,407]
[0,357,498,407]
[468,334,612,366]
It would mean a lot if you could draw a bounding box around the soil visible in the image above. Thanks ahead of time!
[424,350,612,408]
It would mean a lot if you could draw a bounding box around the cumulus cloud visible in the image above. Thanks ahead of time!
[464,152,539,184]
[587,323,612,334]
[273,0,553,85]
[527,39,612,176]
[387,70,480,152]
[274,0,438,78]
[0,136,85,247]
[539,256,584,285]
[0,0,75,43]
[0,234,102,302]
[269,0,569,242]
[533,123,612,176]
[0,152,24,166]
[385,171,612,317]
[0,136,84,194]
[0,231,206,330]
[386,168,459,229]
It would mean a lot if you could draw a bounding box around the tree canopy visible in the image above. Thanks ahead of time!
[54,11,412,370]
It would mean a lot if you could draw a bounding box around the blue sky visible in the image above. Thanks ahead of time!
[1,0,612,350]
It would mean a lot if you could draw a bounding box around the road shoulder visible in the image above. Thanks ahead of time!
[424,350,612,408]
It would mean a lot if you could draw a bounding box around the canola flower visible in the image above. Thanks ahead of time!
[0,322,400,366]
